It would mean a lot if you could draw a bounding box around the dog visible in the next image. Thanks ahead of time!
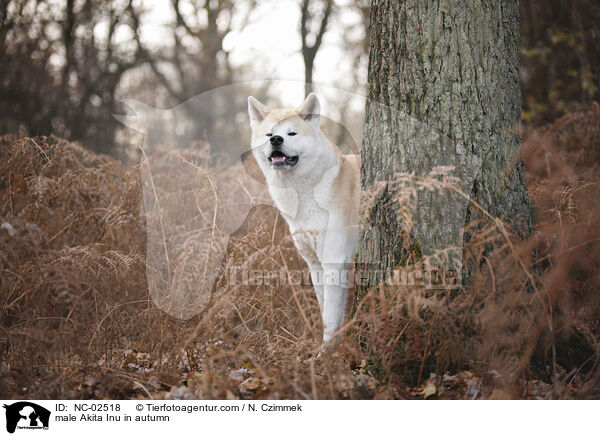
[248,93,360,343]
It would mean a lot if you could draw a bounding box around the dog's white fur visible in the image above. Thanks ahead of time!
[248,93,359,343]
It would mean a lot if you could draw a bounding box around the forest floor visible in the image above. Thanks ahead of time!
[1,105,599,399]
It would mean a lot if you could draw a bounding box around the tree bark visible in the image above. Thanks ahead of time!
[357,1,531,296]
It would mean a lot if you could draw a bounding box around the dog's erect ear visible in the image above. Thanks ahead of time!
[248,96,269,127]
[297,93,321,127]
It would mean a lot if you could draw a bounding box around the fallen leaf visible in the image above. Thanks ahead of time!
[240,377,260,391]
[422,381,437,399]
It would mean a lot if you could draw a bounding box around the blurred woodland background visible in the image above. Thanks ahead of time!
[0,0,370,157]
[1,0,598,156]
[1,0,600,399]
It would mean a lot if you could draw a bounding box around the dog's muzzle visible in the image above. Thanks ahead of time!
[268,150,299,169]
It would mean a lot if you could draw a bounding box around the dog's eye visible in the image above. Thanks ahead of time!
[266,133,273,137]
[288,132,297,136]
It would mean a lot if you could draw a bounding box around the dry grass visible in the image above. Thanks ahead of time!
[1,104,599,399]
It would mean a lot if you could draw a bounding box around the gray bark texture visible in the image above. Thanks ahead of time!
[357,0,532,295]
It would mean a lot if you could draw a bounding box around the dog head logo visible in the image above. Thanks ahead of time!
[3,402,50,434]
[114,82,481,319]
[114,86,361,320]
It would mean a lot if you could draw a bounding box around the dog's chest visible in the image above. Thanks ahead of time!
[270,187,329,261]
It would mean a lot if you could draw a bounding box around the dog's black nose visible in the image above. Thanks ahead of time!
[270,135,284,147]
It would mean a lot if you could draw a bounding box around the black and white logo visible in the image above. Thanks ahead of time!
[3,402,50,434]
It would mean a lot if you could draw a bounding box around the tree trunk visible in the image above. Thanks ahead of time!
[300,0,332,97]
[357,1,531,296]
[304,57,315,96]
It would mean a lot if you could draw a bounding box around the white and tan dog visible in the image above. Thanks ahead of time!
[248,93,359,343]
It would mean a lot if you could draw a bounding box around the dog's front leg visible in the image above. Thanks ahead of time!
[306,261,325,312]
[321,262,350,343]
[319,217,355,343]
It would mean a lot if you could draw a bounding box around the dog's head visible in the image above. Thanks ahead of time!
[247,93,324,178]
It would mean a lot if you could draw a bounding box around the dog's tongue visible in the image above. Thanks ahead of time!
[272,156,286,163]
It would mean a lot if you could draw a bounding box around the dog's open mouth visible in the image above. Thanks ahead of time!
[268,150,299,168]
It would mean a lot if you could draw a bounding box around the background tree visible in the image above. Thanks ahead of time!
[520,0,600,127]
[300,0,333,96]
[0,0,250,155]
[0,0,146,154]
[357,1,532,292]
[132,0,246,145]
